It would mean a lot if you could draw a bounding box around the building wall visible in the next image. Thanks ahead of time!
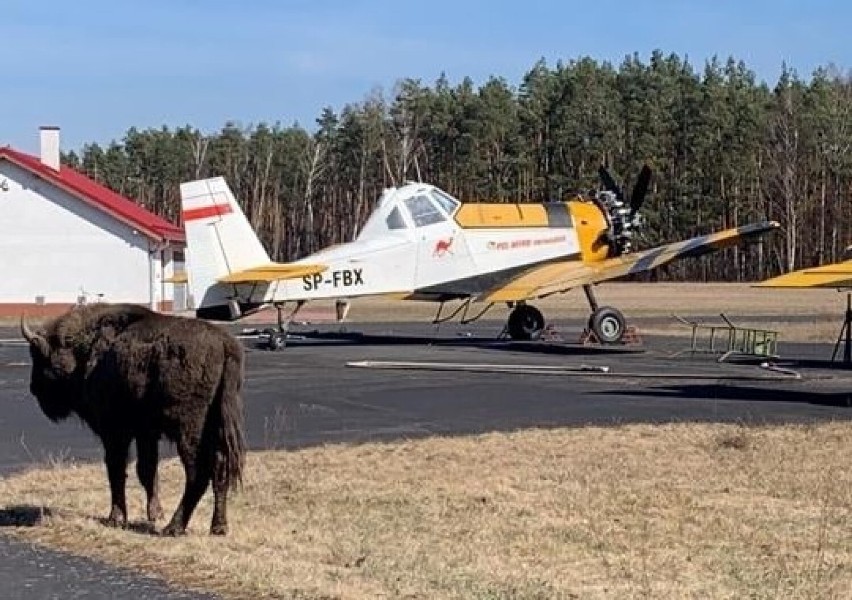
[0,161,178,313]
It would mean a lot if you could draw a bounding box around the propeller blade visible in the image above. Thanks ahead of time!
[598,165,623,199]
[629,165,652,216]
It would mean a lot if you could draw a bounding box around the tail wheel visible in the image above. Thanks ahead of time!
[262,328,286,351]
[589,306,626,344]
[268,333,286,351]
[507,304,545,340]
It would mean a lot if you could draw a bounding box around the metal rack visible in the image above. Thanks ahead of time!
[673,313,779,362]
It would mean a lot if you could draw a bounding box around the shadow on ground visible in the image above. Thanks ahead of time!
[600,383,852,408]
[247,328,645,356]
[0,505,52,527]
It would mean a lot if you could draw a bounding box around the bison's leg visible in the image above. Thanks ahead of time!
[135,435,164,523]
[162,438,212,536]
[210,451,230,535]
[104,435,132,527]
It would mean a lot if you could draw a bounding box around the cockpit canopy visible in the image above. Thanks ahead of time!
[356,184,460,240]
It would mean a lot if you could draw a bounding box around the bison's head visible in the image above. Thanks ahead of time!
[21,316,79,421]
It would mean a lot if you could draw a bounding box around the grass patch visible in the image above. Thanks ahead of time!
[2,422,851,599]
[343,283,847,322]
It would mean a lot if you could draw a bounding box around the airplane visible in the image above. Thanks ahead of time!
[756,249,852,363]
[177,168,779,349]
[754,252,852,289]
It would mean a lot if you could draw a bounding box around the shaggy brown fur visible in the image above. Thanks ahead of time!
[22,304,246,536]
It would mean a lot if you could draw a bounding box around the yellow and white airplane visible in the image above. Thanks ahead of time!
[756,250,852,363]
[755,253,852,289]
[179,168,779,345]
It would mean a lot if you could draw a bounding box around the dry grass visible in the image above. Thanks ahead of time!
[325,283,848,342]
[2,422,851,599]
[340,283,848,322]
[5,283,848,343]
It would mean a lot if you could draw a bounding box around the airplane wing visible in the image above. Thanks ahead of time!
[164,263,326,285]
[754,260,852,288]
[481,221,780,302]
[215,263,327,284]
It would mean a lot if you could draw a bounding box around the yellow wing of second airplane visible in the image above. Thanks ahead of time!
[482,221,780,302]
[216,263,327,284]
[755,260,852,288]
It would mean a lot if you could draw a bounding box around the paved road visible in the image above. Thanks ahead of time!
[0,536,217,600]
[0,319,850,598]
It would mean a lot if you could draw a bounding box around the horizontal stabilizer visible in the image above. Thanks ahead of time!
[217,263,327,284]
[164,271,188,284]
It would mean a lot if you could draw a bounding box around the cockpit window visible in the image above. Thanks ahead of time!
[431,189,459,215]
[385,206,407,230]
[404,195,446,227]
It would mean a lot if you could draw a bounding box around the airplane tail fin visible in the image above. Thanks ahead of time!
[180,177,271,319]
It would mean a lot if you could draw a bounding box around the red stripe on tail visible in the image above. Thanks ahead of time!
[182,203,233,222]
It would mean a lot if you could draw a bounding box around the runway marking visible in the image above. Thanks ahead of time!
[346,360,802,380]
[349,360,610,373]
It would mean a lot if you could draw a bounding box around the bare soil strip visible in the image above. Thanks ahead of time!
[304,283,851,342]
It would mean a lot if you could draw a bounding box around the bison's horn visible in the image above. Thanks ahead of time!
[20,315,49,355]
[20,315,35,342]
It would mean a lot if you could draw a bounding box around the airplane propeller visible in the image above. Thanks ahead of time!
[628,164,652,220]
[598,164,652,216]
[596,164,653,256]
[597,165,621,199]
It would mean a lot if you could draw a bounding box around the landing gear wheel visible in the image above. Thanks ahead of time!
[589,306,626,344]
[507,304,545,341]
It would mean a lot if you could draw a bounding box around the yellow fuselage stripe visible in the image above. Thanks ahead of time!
[455,199,612,264]
[454,203,554,228]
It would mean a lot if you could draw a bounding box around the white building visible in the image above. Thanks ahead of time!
[0,127,186,317]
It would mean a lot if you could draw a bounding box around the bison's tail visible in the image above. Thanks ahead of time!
[215,342,246,490]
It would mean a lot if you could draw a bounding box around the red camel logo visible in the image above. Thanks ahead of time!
[433,237,454,257]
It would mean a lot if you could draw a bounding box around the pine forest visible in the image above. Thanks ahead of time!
[63,52,852,281]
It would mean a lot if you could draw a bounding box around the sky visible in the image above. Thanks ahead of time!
[2,0,850,154]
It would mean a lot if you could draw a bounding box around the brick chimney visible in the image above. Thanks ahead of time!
[39,126,61,170]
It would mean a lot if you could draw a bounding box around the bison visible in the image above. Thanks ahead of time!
[21,303,246,536]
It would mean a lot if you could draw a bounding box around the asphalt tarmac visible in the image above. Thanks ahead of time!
[0,318,850,598]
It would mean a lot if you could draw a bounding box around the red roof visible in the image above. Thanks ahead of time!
[0,147,185,244]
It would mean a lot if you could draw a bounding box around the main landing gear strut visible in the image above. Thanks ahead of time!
[505,284,627,344]
[260,301,306,351]
[582,284,626,344]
